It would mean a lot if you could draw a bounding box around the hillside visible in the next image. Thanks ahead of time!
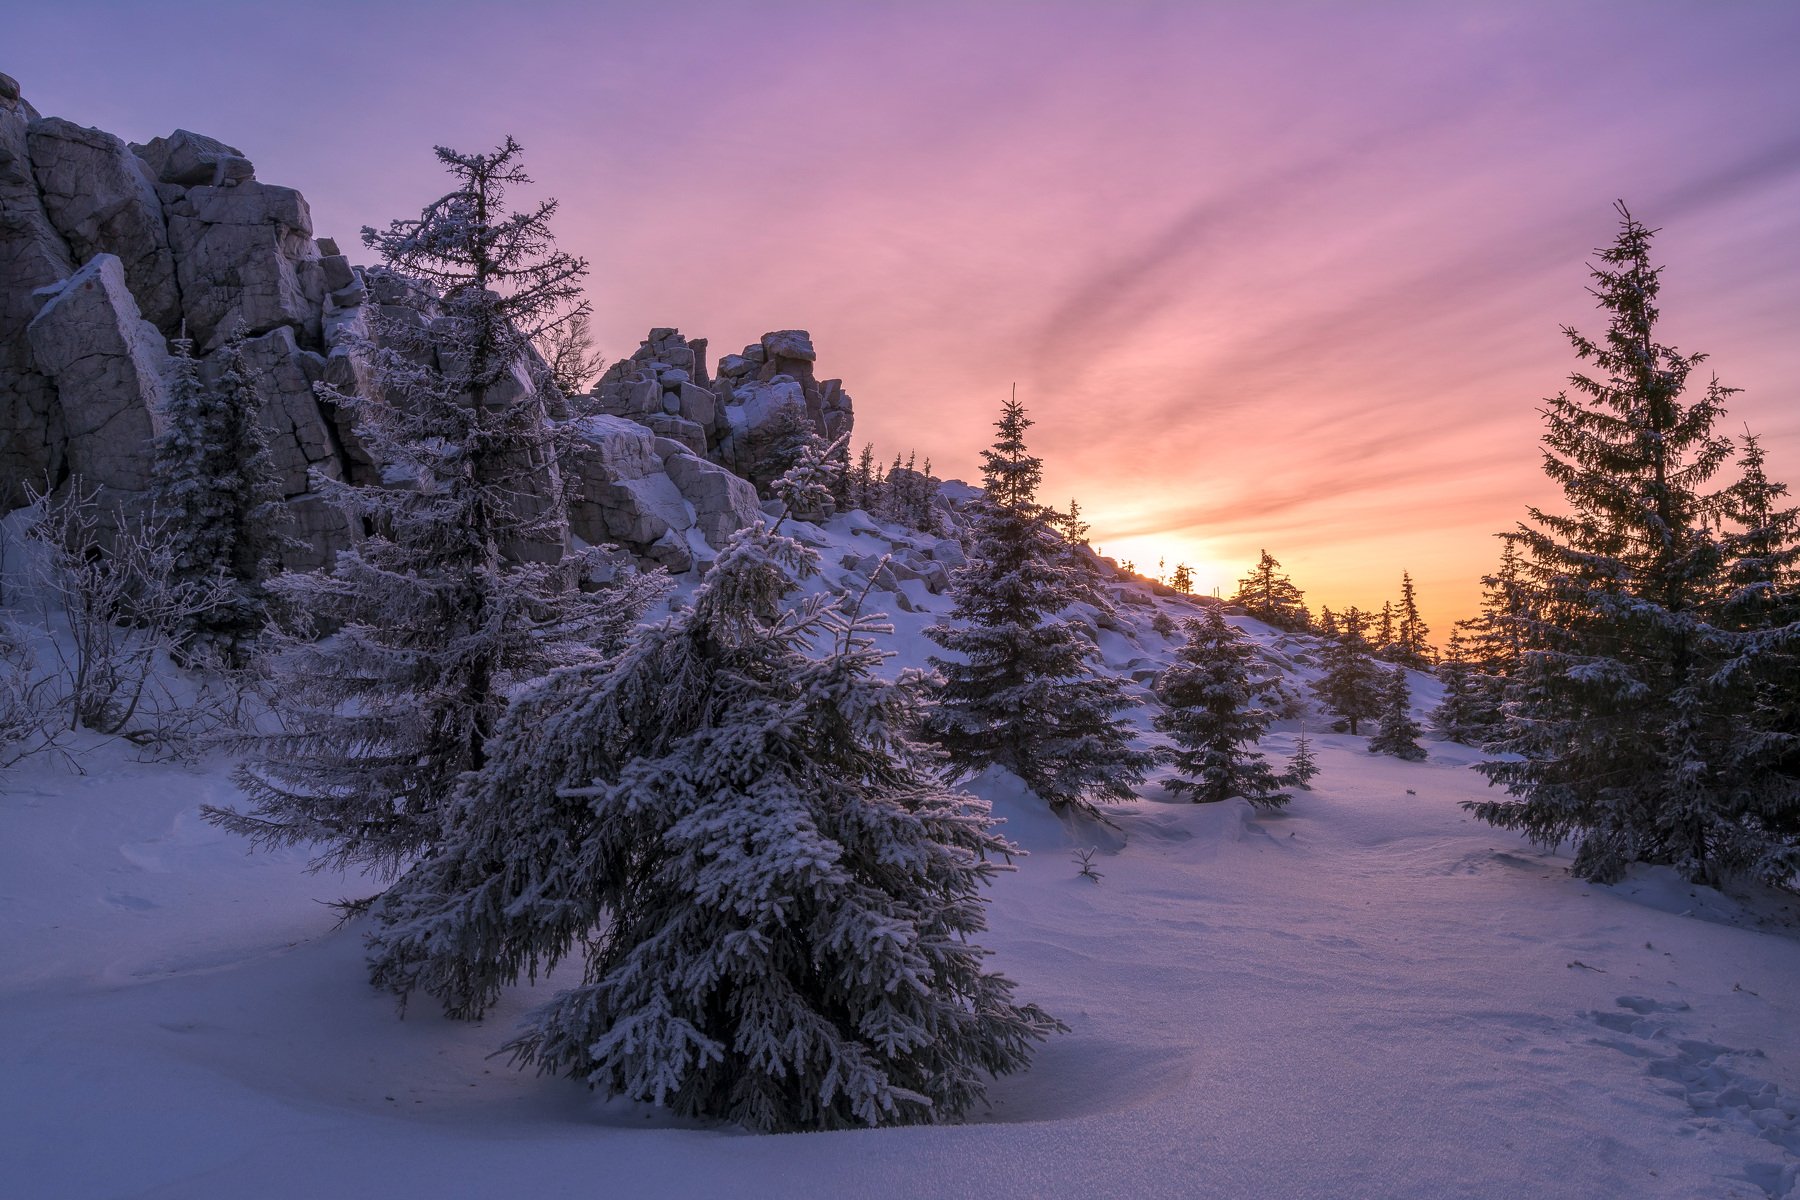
[4,507,1799,1199]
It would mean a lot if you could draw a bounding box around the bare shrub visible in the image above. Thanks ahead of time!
[22,483,236,747]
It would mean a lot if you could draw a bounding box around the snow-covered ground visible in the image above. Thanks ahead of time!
[5,513,1800,1198]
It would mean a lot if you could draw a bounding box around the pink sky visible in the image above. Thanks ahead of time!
[17,0,1800,638]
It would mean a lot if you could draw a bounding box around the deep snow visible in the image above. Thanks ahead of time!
[4,512,1800,1199]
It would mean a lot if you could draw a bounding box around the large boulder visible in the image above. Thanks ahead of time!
[129,129,253,188]
[26,117,181,332]
[24,254,169,503]
[664,448,762,548]
[564,415,762,563]
[163,180,323,350]
[0,83,75,509]
[566,416,690,548]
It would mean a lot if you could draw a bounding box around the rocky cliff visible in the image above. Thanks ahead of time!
[0,73,850,573]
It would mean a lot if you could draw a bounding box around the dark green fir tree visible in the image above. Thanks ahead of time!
[925,396,1151,815]
[1469,204,1800,886]
[1368,665,1426,761]
[1312,606,1383,735]
[1153,606,1288,808]
[1233,550,1310,631]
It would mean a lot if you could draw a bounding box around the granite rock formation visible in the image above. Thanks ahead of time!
[0,74,849,574]
[587,326,854,491]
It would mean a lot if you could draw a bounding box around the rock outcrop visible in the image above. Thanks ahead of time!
[0,75,360,552]
[587,326,854,492]
[24,255,170,507]
[565,416,762,573]
[0,74,850,575]
[0,74,76,512]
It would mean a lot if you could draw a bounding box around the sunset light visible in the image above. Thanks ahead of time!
[5,3,1800,1196]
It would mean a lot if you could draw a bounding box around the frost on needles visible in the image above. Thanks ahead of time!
[1153,606,1290,807]
[206,139,660,877]
[366,511,1061,1132]
[924,396,1151,815]
[1468,204,1800,887]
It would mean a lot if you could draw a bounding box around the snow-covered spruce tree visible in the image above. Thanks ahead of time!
[925,397,1150,815]
[1469,204,1800,886]
[1311,607,1383,735]
[209,139,658,877]
[1711,430,1800,857]
[1389,572,1432,669]
[1316,606,1339,638]
[1368,665,1426,761]
[1719,431,1800,634]
[1430,629,1496,746]
[1374,601,1396,656]
[1153,607,1288,808]
[770,431,843,524]
[1233,550,1309,631]
[150,324,285,660]
[366,513,1060,1131]
[1284,732,1320,790]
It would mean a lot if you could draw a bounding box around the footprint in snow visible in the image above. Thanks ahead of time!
[1583,996,1800,1197]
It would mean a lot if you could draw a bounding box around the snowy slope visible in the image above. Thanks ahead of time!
[4,511,1800,1199]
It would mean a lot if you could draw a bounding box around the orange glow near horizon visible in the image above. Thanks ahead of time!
[14,2,1800,642]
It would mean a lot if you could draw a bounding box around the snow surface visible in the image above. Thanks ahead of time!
[5,510,1800,1198]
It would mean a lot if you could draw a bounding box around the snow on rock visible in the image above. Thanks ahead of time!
[0,80,803,578]
[565,415,762,570]
[26,116,181,331]
[130,128,254,188]
[25,254,171,514]
[584,326,857,494]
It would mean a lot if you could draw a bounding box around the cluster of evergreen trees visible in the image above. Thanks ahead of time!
[1450,205,1800,888]
[1225,551,1430,761]
[156,134,1467,1134]
[193,139,1123,1133]
[848,444,943,532]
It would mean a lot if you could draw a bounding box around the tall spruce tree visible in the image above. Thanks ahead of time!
[1469,204,1800,886]
[1461,540,1530,677]
[1369,665,1426,761]
[209,139,656,876]
[150,324,285,659]
[367,514,1060,1131]
[1390,571,1432,668]
[1153,607,1288,807]
[1719,432,1800,633]
[1374,601,1397,655]
[1312,606,1383,735]
[925,397,1150,815]
[1713,431,1800,850]
[851,443,878,512]
[1233,550,1310,630]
